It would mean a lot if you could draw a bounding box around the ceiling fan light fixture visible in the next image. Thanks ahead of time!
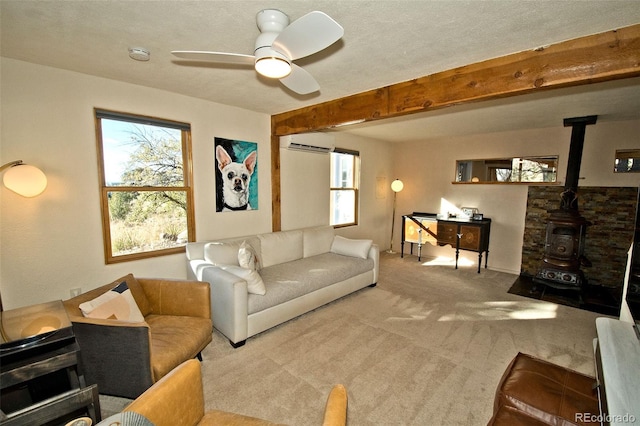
[172,9,343,94]
[255,56,291,79]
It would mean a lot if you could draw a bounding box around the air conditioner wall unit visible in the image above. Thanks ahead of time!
[280,132,335,153]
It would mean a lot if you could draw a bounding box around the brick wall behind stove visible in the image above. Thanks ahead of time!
[521,186,637,288]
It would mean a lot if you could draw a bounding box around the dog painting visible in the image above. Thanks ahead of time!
[214,138,258,212]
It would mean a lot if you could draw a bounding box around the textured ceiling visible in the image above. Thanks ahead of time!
[2,1,640,141]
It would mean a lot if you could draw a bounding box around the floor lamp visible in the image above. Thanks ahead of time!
[387,179,404,253]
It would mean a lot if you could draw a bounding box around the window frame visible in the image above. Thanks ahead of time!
[94,108,196,264]
[330,148,360,228]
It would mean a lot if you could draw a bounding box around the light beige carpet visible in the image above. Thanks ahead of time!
[102,252,608,425]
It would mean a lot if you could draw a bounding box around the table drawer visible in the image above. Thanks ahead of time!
[437,223,457,245]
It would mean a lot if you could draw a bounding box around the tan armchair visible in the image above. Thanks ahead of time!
[124,359,348,426]
[63,274,212,399]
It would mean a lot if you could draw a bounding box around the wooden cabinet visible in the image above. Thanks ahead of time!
[401,213,491,273]
[437,218,491,273]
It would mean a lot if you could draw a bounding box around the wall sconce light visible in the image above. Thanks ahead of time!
[387,179,404,253]
[0,160,48,197]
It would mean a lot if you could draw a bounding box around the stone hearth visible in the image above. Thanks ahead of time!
[521,186,637,292]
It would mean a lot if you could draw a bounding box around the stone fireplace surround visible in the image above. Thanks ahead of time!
[521,186,637,296]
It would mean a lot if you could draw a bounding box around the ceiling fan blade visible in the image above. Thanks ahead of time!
[272,11,343,60]
[171,51,255,65]
[279,64,320,95]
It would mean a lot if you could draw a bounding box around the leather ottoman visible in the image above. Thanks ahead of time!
[490,352,600,426]
[489,405,551,425]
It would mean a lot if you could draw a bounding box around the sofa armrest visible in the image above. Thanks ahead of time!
[201,265,249,345]
[125,359,205,426]
[185,241,206,261]
[70,318,154,398]
[368,243,380,283]
[138,278,211,319]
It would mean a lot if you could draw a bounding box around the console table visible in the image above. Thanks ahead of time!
[401,212,491,273]
[594,317,640,426]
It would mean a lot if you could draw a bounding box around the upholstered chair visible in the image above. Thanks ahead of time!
[124,359,348,426]
[63,274,212,399]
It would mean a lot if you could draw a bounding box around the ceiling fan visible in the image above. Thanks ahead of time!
[171,9,344,95]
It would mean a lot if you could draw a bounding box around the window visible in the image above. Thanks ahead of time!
[455,156,558,183]
[330,149,359,227]
[95,109,195,263]
[614,149,640,172]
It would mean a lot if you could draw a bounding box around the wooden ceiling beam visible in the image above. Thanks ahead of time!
[272,24,640,136]
[270,23,640,231]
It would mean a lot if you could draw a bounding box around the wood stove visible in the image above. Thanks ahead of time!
[536,208,590,288]
[535,116,597,290]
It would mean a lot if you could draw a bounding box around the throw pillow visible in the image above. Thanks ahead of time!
[218,264,266,295]
[79,281,145,322]
[113,273,152,316]
[94,412,154,426]
[204,242,241,266]
[238,240,260,271]
[330,235,373,259]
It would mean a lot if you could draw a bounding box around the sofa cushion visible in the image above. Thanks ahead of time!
[259,230,303,267]
[204,237,262,267]
[79,281,145,322]
[247,252,374,314]
[303,226,335,258]
[204,242,242,266]
[145,314,213,381]
[331,236,373,259]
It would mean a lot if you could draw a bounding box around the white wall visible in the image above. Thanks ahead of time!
[391,120,640,274]
[279,132,394,247]
[280,148,330,230]
[0,58,271,309]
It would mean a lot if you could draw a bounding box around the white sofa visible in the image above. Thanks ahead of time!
[186,226,379,347]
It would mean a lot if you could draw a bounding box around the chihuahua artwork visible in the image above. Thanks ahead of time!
[214,138,258,212]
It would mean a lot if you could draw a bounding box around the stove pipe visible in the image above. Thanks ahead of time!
[560,115,598,211]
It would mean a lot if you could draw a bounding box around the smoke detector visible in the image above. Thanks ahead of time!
[128,47,150,61]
